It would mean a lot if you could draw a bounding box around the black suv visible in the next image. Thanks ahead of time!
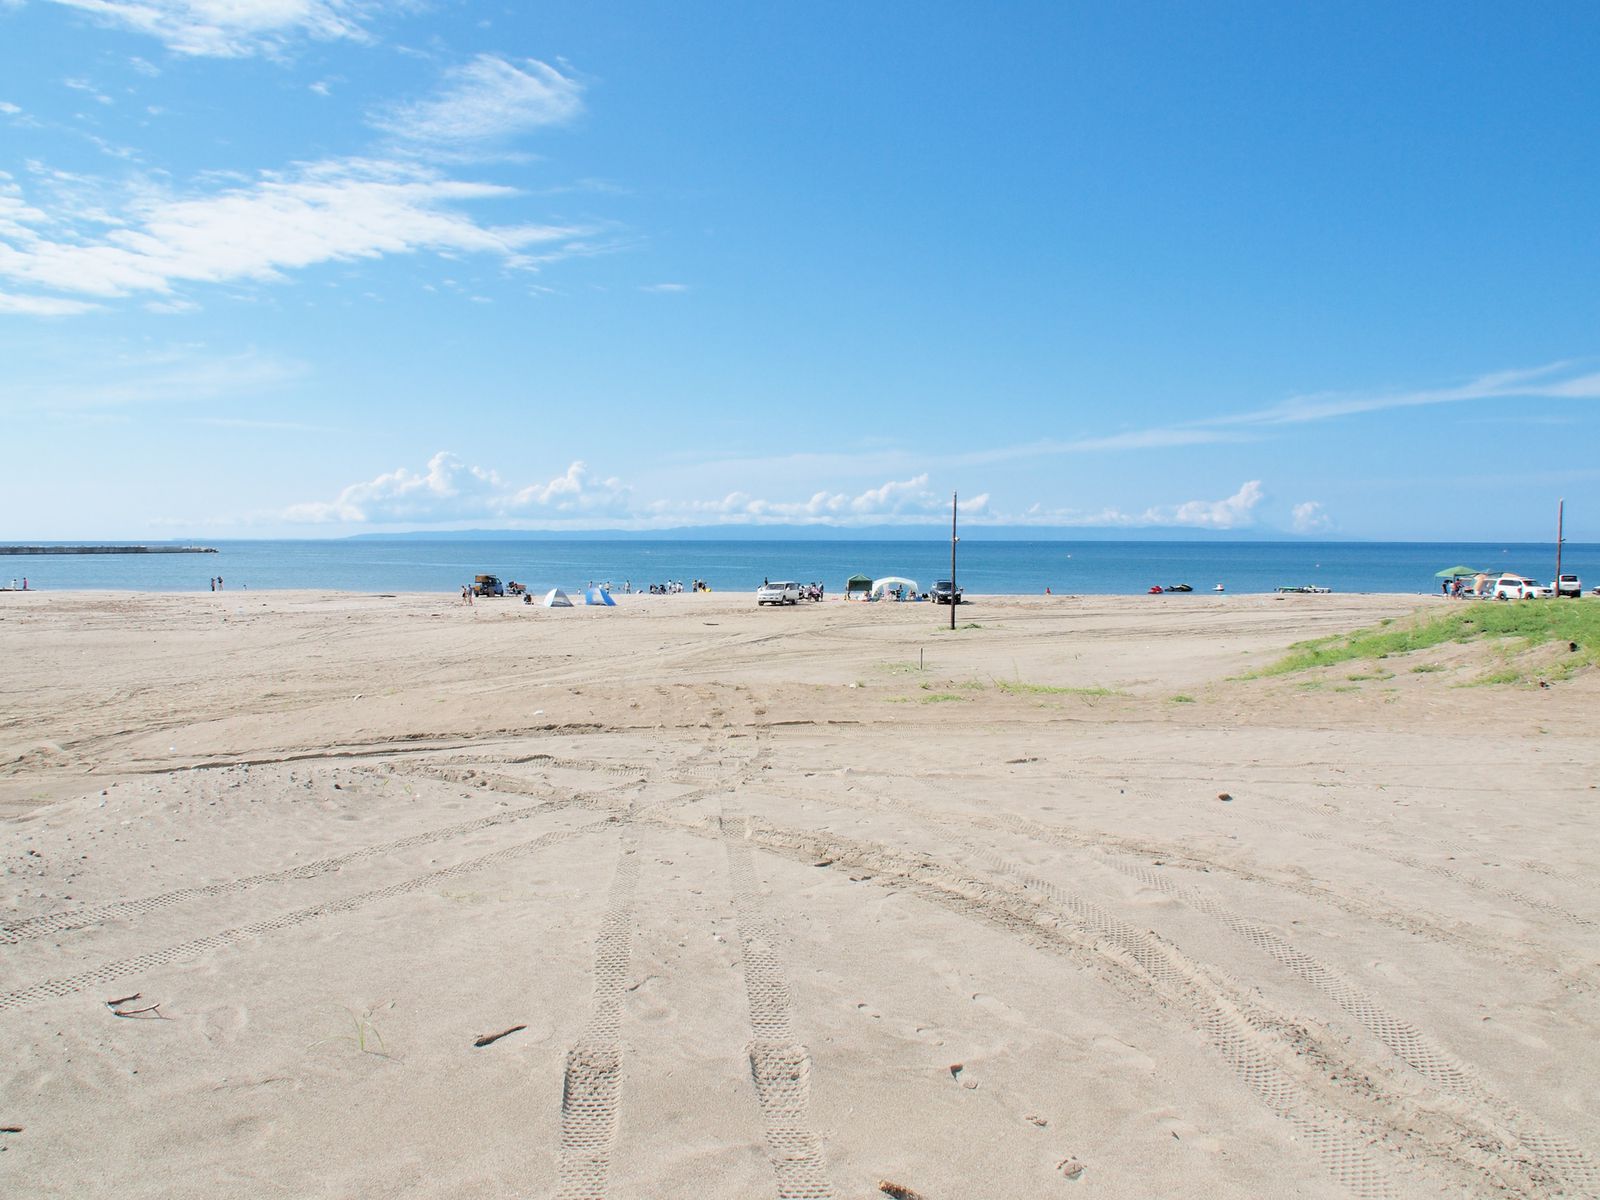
[931,579,962,604]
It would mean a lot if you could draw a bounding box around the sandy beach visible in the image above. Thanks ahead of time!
[2,589,1596,1199]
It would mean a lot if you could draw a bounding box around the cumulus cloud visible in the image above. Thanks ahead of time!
[661,475,986,526]
[1010,481,1265,530]
[0,157,592,302]
[46,0,384,58]
[1161,480,1264,530]
[373,56,583,144]
[284,453,630,524]
[1291,500,1333,534]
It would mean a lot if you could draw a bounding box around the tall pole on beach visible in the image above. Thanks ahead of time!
[950,491,958,631]
[1556,498,1564,586]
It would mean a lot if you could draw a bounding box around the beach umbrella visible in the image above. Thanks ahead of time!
[1434,565,1481,578]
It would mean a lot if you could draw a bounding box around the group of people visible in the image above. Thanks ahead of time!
[644,579,710,594]
[208,576,225,591]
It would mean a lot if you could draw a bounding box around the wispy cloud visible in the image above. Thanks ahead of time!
[192,416,341,433]
[0,289,101,315]
[0,157,594,303]
[372,56,583,145]
[45,0,388,59]
[10,346,304,410]
[640,282,687,294]
[1213,361,1600,427]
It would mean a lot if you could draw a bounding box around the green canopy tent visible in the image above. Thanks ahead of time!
[845,574,873,598]
[1434,566,1482,578]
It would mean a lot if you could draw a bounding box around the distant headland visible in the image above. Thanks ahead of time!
[0,545,218,555]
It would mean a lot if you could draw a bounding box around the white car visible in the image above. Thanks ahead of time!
[1554,573,1582,598]
[1493,575,1551,600]
[757,580,801,606]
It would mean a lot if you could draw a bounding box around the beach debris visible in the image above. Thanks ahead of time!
[1025,1113,1049,1127]
[105,993,141,1008]
[878,1182,927,1200]
[948,1062,964,1078]
[472,1024,527,1048]
[1058,1156,1087,1180]
[112,1002,163,1018]
[1006,756,1038,764]
[1,1126,21,1134]
[813,857,836,868]
[1217,792,1232,802]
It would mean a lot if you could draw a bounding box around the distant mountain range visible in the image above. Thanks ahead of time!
[345,524,1321,543]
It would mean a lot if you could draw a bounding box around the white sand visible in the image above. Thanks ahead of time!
[2,589,1596,1199]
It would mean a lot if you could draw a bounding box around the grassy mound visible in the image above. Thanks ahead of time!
[1257,599,1600,683]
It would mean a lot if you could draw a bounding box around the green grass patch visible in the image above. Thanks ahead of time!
[1345,670,1394,682]
[1170,694,1196,703]
[919,692,964,703]
[994,680,1123,698]
[1409,663,1445,674]
[1254,600,1600,680]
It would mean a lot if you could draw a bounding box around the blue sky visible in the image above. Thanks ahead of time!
[2,1,1597,540]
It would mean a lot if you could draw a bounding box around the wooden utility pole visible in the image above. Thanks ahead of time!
[1556,498,1564,587]
[950,491,958,631]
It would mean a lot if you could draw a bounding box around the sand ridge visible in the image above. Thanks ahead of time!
[1,589,1597,1198]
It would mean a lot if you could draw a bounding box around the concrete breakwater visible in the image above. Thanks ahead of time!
[0,545,218,555]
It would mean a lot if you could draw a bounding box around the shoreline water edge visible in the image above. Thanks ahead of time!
[1,538,1594,596]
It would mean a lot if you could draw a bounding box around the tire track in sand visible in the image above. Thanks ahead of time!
[2,786,631,946]
[720,806,834,1200]
[1064,830,1600,1197]
[0,821,608,1013]
[554,831,642,1200]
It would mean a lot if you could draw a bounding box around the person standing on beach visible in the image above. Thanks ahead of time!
[210,577,215,592]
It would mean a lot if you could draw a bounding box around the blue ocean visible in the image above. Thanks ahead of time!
[4,539,1594,597]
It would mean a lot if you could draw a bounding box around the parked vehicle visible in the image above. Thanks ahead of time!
[757,580,801,606]
[472,574,505,597]
[930,579,963,604]
[1493,575,1550,600]
[1554,573,1582,598]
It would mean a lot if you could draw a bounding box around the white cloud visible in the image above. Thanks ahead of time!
[658,475,984,526]
[1215,361,1600,428]
[640,282,687,293]
[1291,500,1333,534]
[46,0,384,58]
[1161,480,1264,529]
[1009,481,1266,530]
[285,460,991,529]
[9,346,303,410]
[373,56,583,144]
[0,157,592,302]
[0,290,101,315]
[0,101,21,115]
[285,453,630,524]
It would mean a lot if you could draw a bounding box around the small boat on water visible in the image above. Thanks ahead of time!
[1148,584,1194,594]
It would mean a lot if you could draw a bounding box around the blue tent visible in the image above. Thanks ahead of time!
[583,587,615,606]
